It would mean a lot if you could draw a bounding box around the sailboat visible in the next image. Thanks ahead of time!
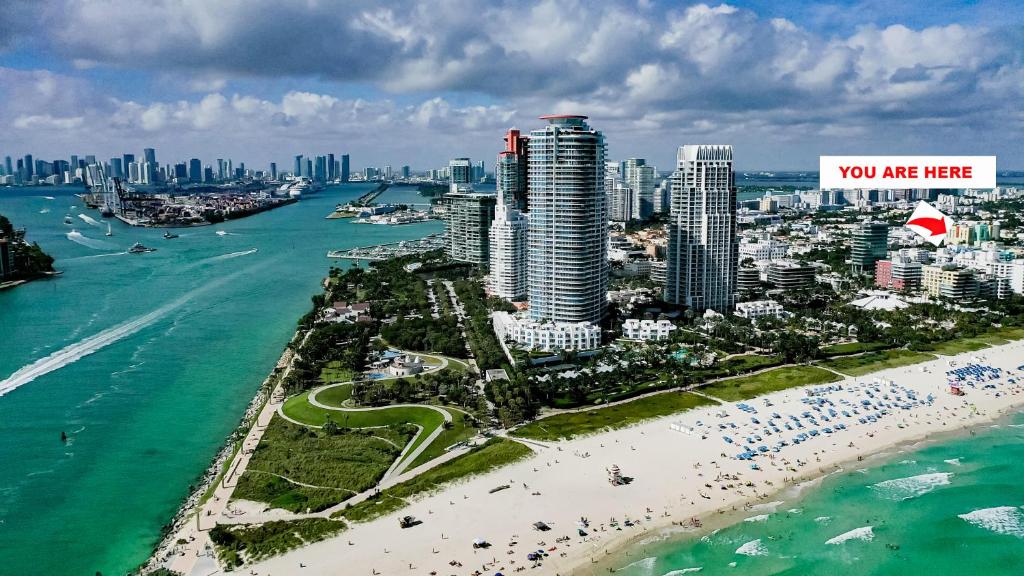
[106,222,112,237]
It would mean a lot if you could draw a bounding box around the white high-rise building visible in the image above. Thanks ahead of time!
[665,145,738,312]
[527,115,608,324]
[448,158,472,192]
[654,178,671,215]
[624,158,655,220]
[489,147,529,301]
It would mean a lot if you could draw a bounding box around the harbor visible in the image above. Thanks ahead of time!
[326,232,447,260]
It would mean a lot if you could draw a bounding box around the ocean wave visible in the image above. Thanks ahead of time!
[814,516,832,524]
[750,500,785,512]
[735,539,766,556]
[621,556,657,572]
[959,506,1024,538]
[944,458,962,466]
[744,514,770,523]
[898,459,917,465]
[825,526,874,545]
[870,472,952,501]
[663,569,702,575]
[787,508,803,514]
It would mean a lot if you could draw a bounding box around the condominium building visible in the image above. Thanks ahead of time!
[441,191,496,265]
[527,115,608,324]
[624,158,656,221]
[448,158,472,192]
[492,311,601,351]
[621,318,677,341]
[767,259,816,290]
[665,145,738,312]
[738,235,790,262]
[496,129,529,211]
[874,254,923,291]
[921,264,978,299]
[734,300,785,320]
[489,140,529,301]
[608,179,634,222]
[850,222,889,277]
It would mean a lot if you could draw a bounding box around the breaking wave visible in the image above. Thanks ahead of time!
[663,569,702,575]
[735,539,766,556]
[959,506,1024,538]
[744,514,770,523]
[870,472,952,501]
[825,526,874,545]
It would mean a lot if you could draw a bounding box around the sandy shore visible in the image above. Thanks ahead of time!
[235,340,1024,576]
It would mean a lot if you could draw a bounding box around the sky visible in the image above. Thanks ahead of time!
[0,0,1022,171]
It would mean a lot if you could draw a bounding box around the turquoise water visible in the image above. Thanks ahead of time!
[0,184,442,575]
[615,413,1024,576]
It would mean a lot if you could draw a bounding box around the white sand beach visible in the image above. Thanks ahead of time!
[234,340,1024,576]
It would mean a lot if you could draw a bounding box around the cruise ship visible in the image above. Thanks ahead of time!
[276,177,323,199]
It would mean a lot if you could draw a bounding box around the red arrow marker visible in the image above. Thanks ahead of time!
[906,217,947,236]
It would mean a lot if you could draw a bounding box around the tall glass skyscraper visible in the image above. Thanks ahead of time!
[526,115,608,324]
[665,145,738,312]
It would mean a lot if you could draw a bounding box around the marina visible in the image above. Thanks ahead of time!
[327,232,447,260]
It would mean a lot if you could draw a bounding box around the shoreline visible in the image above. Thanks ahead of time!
[137,330,298,574]
[245,339,1024,576]
[580,402,1024,575]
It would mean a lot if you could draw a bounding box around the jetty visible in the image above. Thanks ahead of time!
[327,233,447,261]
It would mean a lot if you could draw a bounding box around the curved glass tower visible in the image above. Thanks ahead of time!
[526,115,608,324]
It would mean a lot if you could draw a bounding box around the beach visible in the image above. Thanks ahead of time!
[237,339,1024,576]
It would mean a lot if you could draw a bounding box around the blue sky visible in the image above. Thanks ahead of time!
[1,0,1022,171]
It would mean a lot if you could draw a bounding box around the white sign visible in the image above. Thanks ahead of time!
[905,201,952,246]
[820,156,996,189]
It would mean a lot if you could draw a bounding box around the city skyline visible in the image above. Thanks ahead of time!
[2,1,1023,170]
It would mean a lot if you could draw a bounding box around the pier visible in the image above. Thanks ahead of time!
[327,233,447,261]
[355,182,390,205]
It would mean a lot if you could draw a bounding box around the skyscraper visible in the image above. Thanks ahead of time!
[188,158,202,182]
[527,115,608,324]
[110,157,123,179]
[624,158,655,220]
[24,155,33,180]
[327,153,335,181]
[490,137,529,301]
[341,154,350,183]
[314,155,326,183]
[497,129,529,211]
[850,222,889,277]
[270,162,277,180]
[665,145,738,312]
[4,156,12,177]
[294,155,303,178]
[448,158,472,191]
[442,191,497,265]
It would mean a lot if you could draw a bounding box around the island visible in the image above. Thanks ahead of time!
[0,213,57,290]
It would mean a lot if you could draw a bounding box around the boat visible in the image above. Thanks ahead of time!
[64,215,73,224]
[215,230,228,236]
[163,231,179,239]
[106,223,112,237]
[128,242,156,254]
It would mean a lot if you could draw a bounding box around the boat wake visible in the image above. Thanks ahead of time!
[78,213,102,227]
[0,261,265,398]
[66,230,116,250]
[209,248,258,262]
[869,472,952,501]
[825,526,874,545]
[959,506,1024,538]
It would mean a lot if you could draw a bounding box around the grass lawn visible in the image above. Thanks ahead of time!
[701,365,841,401]
[316,383,352,406]
[817,349,935,376]
[319,360,355,383]
[334,438,532,523]
[513,391,715,441]
[923,339,992,356]
[232,418,412,513]
[211,518,346,568]
[718,354,783,373]
[283,390,457,470]
[820,341,892,356]
[406,409,478,470]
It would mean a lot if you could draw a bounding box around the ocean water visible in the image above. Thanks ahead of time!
[0,184,443,575]
[614,413,1024,576]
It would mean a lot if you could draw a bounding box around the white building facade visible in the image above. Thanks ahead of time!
[622,319,677,341]
[493,311,601,352]
[527,115,608,324]
[665,145,738,312]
